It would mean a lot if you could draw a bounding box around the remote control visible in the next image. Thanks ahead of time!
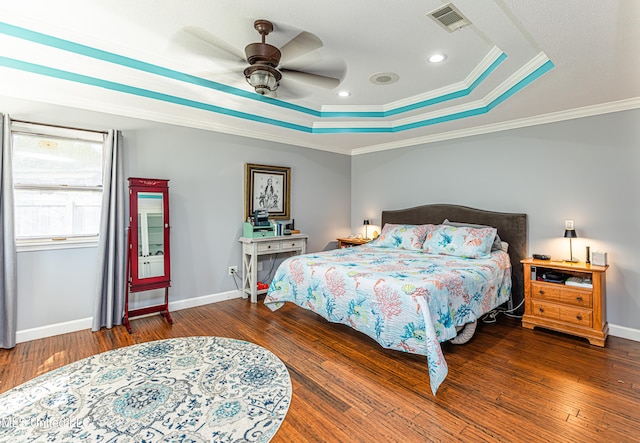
[533,254,551,260]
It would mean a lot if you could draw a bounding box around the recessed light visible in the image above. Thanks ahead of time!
[428,53,447,63]
[338,91,350,97]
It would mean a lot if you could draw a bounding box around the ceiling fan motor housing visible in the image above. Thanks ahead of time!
[245,42,281,67]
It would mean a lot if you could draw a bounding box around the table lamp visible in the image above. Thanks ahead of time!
[564,219,578,263]
[363,219,370,239]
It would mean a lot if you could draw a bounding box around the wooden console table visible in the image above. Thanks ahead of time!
[239,234,308,303]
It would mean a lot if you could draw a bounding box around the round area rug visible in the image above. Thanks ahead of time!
[0,336,291,442]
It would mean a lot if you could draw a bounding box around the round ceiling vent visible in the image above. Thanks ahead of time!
[369,72,399,85]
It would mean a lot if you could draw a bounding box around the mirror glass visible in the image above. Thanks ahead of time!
[137,192,164,279]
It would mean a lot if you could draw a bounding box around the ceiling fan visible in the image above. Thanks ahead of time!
[180,19,342,97]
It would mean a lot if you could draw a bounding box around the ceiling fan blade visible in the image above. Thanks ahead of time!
[281,69,341,89]
[271,81,312,100]
[278,31,323,65]
[179,26,246,63]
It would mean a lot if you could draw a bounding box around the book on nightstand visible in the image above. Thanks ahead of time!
[565,276,593,288]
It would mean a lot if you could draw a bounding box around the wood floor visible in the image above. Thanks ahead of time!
[2,298,640,442]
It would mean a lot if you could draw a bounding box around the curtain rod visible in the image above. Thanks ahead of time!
[11,118,109,135]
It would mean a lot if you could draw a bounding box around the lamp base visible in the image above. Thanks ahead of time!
[564,258,579,263]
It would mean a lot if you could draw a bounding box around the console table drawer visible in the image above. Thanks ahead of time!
[257,242,280,252]
[280,239,305,250]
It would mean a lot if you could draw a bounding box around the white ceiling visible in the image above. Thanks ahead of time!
[0,0,638,155]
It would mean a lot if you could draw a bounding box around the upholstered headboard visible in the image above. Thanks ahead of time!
[381,204,528,314]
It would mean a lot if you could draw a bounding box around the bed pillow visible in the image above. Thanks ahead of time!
[373,223,432,250]
[442,219,503,251]
[422,224,497,258]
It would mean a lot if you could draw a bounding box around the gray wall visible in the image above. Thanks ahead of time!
[14,106,640,336]
[351,109,640,330]
[16,120,351,331]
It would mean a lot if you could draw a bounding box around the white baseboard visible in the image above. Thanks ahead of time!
[15,290,243,344]
[169,289,242,311]
[608,323,640,343]
[16,317,94,344]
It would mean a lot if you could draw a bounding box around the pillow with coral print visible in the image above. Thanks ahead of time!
[422,224,497,258]
[372,223,432,250]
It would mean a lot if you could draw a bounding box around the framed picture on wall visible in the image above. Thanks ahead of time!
[244,163,290,220]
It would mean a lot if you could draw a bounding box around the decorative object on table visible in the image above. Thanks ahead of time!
[0,336,292,442]
[257,281,269,290]
[245,163,290,221]
[363,219,371,239]
[591,250,608,266]
[124,178,172,334]
[563,219,578,263]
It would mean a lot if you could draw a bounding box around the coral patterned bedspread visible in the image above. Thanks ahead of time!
[264,245,511,395]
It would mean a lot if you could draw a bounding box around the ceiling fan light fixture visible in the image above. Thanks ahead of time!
[244,65,282,95]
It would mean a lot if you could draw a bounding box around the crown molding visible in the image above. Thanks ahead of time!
[351,97,640,156]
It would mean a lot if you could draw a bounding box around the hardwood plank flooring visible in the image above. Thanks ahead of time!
[2,298,640,442]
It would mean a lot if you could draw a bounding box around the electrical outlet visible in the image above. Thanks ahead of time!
[228,266,238,276]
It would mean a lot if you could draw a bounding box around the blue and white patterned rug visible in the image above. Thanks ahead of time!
[0,336,292,442]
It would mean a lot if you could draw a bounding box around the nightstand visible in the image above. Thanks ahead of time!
[337,237,371,248]
[521,258,608,346]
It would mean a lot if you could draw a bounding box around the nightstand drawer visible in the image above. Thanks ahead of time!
[531,301,592,327]
[531,283,592,308]
[558,306,592,327]
[558,288,592,308]
[531,300,560,319]
[531,283,561,301]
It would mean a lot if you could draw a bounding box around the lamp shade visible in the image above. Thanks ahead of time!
[363,219,370,226]
[564,229,578,239]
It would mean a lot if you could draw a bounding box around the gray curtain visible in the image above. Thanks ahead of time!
[0,114,17,349]
[92,130,126,331]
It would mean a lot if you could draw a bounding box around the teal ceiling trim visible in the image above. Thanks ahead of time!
[487,59,554,111]
[0,56,312,133]
[0,47,552,135]
[314,59,555,134]
[0,21,504,119]
[0,21,321,117]
[320,52,508,119]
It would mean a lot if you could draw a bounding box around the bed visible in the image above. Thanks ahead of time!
[264,204,527,394]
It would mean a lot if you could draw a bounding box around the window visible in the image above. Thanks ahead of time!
[11,121,105,247]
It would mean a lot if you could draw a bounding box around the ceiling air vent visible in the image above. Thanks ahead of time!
[428,3,471,32]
